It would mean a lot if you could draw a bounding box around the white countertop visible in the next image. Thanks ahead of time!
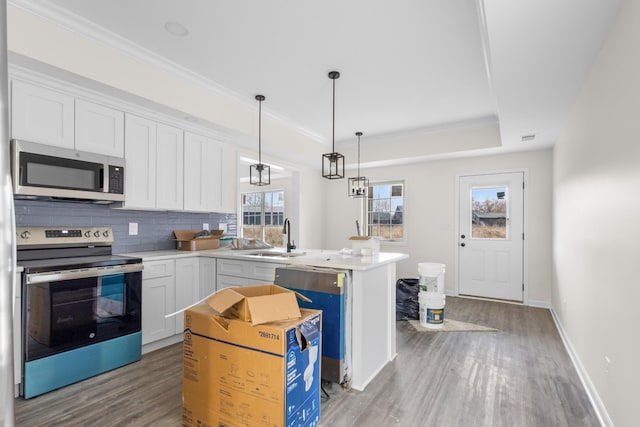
[121,247,408,271]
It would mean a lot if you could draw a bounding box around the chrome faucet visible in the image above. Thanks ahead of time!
[283,218,296,253]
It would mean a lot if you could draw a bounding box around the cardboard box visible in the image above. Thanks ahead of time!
[174,229,224,251]
[207,284,311,325]
[183,285,322,427]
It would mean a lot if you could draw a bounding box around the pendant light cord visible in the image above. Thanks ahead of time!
[357,133,361,177]
[332,76,336,153]
[258,97,262,164]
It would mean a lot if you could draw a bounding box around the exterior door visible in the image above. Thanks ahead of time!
[458,172,524,301]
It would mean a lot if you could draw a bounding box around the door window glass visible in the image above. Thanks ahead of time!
[471,187,507,239]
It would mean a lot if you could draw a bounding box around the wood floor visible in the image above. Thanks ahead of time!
[14,297,599,427]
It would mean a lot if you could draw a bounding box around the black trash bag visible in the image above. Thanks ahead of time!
[396,278,420,320]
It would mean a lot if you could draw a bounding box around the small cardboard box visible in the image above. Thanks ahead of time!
[174,229,224,251]
[207,284,311,325]
[183,285,322,427]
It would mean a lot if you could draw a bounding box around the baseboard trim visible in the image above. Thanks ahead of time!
[549,306,612,427]
[526,299,550,309]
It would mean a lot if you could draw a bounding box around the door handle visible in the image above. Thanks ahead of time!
[460,243,466,247]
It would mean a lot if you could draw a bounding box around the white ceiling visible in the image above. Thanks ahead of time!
[17,0,623,156]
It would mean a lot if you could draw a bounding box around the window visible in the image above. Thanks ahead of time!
[471,186,508,239]
[241,190,285,247]
[365,181,404,241]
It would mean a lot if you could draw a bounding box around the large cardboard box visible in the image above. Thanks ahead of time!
[183,285,322,427]
[174,229,224,251]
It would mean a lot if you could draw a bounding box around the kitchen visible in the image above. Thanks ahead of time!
[0,1,637,426]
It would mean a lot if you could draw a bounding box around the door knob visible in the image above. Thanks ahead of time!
[460,243,466,247]
[460,234,466,239]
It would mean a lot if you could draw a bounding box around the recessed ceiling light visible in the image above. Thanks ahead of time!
[164,21,189,37]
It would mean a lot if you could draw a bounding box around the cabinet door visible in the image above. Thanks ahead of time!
[183,132,208,212]
[11,80,74,148]
[124,114,157,209]
[175,258,199,334]
[141,260,175,345]
[220,142,237,213]
[75,99,125,157]
[204,139,223,212]
[199,257,216,298]
[156,124,184,210]
[216,274,250,289]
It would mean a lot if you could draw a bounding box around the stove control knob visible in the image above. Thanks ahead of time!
[20,230,31,240]
[94,231,100,238]
[84,231,91,238]
[103,230,110,238]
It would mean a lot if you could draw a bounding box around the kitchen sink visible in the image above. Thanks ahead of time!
[249,250,306,258]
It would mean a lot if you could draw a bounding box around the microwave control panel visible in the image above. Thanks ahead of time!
[108,165,124,194]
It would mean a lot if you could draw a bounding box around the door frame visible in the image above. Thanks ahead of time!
[454,168,530,304]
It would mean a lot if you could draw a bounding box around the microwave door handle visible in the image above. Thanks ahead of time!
[100,166,106,192]
[25,263,144,284]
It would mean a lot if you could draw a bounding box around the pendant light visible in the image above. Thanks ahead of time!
[348,132,369,197]
[322,71,345,179]
[250,94,270,186]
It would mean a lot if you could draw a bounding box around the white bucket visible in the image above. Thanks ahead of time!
[418,262,446,294]
[418,291,446,329]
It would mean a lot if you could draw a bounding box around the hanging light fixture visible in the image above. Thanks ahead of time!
[250,94,270,186]
[322,71,345,179]
[348,132,369,197]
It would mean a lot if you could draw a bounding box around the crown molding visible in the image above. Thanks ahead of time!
[8,0,325,144]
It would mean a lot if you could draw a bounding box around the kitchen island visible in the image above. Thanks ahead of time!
[123,247,409,391]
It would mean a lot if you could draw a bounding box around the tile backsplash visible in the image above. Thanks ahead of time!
[15,199,237,253]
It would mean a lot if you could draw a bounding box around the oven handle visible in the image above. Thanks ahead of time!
[26,263,144,284]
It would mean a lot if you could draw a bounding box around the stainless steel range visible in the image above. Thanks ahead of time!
[16,226,143,399]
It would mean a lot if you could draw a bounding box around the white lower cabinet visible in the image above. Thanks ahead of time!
[199,257,216,298]
[175,257,199,334]
[141,260,176,345]
[216,258,283,290]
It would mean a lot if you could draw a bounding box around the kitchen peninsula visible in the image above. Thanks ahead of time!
[125,247,408,391]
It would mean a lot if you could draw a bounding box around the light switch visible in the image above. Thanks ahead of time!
[129,222,138,236]
[203,223,210,231]
[218,223,227,233]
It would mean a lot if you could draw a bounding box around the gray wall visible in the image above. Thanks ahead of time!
[15,200,237,253]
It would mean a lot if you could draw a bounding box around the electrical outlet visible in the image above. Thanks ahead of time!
[202,223,210,231]
[218,223,227,233]
[128,222,138,236]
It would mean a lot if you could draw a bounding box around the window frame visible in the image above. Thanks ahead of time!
[362,179,406,244]
[240,189,286,248]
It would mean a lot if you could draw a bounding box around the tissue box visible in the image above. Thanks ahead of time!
[349,236,380,255]
[182,286,322,427]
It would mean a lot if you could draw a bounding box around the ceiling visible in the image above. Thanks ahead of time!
[14,0,623,158]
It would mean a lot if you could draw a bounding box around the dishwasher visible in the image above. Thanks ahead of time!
[274,265,351,387]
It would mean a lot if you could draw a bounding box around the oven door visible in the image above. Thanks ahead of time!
[23,263,142,362]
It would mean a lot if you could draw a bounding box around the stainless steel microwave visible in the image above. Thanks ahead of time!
[11,140,125,203]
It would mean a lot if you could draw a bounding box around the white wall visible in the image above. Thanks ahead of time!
[552,0,640,425]
[323,148,553,304]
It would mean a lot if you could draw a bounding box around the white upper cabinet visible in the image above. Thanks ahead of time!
[11,80,74,149]
[124,114,157,209]
[75,99,125,157]
[184,131,228,213]
[124,115,184,210]
[156,123,184,210]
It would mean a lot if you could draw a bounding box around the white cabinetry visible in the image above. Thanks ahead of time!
[11,80,74,148]
[75,99,124,157]
[183,131,226,212]
[156,124,184,210]
[141,260,176,345]
[216,258,282,290]
[199,257,216,298]
[124,114,156,209]
[175,257,199,334]
[124,115,184,210]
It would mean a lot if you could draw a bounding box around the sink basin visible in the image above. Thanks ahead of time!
[248,250,306,258]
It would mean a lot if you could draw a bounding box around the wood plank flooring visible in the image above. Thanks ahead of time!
[14,297,599,426]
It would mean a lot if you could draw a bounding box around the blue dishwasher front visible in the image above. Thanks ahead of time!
[274,266,351,386]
